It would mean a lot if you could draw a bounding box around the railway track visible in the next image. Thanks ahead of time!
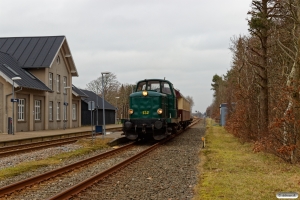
[0,127,122,147]
[0,120,200,199]
[0,142,137,199]
[0,127,122,157]
[52,119,200,199]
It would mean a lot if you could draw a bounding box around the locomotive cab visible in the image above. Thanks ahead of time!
[122,79,177,140]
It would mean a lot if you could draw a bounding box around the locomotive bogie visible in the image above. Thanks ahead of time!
[123,118,169,140]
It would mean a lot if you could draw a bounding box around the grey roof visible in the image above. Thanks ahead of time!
[72,85,88,97]
[0,51,52,91]
[80,89,116,110]
[0,36,78,76]
[0,36,64,68]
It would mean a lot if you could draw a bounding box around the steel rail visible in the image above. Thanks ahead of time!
[0,141,135,198]
[0,135,87,152]
[48,119,200,200]
[0,128,122,156]
[0,127,122,148]
[48,138,168,199]
[0,139,78,157]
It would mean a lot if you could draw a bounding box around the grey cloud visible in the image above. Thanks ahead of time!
[0,0,252,112]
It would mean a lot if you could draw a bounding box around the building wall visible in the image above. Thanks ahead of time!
[81,102,115,126]
[13,89,47,132]
[29,50,74,130]
[0,82,3,133]
[0,76,14,134]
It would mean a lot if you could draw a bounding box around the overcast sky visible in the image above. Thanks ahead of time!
[1,0,252,113]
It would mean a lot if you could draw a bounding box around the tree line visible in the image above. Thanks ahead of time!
[208,0,300,163]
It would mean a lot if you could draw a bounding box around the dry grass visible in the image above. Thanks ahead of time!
[0,138,111,180]
[193,120,300,200]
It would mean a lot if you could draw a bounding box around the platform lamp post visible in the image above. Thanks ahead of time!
[11,77,22,135]
[115,97,119,124]
[96,87,99,126]
[63,86,71,130]
[101,72,110,136]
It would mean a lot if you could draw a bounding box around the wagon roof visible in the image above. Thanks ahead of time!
[174,88,189,102]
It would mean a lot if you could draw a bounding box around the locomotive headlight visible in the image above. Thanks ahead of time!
[142,90,148,96]
[157,108,163,114]
[129,109,134,114]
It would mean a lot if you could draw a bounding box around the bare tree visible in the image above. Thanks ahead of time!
[86,72,120,104]
[117,84,134,119]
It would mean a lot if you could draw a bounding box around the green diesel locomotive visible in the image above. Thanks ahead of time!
[122,79,192,140]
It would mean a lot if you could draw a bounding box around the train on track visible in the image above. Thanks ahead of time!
[122,79,192,140]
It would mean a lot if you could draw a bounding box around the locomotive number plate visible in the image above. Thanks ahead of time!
[142,111,149,115]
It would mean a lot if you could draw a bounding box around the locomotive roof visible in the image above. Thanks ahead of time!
[139,79,173,85]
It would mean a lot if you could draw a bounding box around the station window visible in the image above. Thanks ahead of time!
[35,100,41,120]
[63,76,67,94]
[56,74,60,93]
[18,99,25,121]
[49,101,53,121]
[49,73,53,90]
[57,102,61,120]
[72,104,77,120]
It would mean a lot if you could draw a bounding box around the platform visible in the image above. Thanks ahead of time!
[0,124,123,144]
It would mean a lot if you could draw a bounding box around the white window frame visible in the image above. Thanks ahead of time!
[56,74,60,93]
[49,101,53,121]
[57,102,60,120]
[35,100,41,120]
[63,76,67,94]
[18,99,25,121]
[72,104,76,120]
[49,73,53,90]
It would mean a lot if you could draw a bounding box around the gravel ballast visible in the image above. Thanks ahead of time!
[75,122,205,200]
[0,142,113,188]
[0,122,205,200]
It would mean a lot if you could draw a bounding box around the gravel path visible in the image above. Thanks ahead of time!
[74,122,205,200]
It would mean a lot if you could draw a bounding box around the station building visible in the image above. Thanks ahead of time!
[0,36,115,134]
